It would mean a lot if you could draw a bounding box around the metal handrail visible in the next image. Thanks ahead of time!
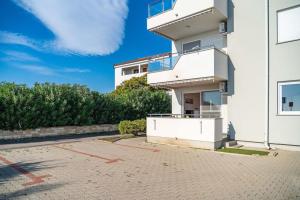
[148,113,221,119]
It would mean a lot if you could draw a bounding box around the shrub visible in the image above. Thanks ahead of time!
[119,119,146,136]
[0,76,171,131]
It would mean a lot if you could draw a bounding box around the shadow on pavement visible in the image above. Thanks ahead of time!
[0,160,66,199]
[0,183,65,199]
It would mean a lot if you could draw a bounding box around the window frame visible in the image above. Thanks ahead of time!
[277,5,300,44]
[277,80,300,116]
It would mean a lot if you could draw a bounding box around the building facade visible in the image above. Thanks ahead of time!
[114,53,170,88]
[115,0,300,150]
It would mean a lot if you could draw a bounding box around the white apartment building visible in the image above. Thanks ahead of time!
[116,0,300,150]
[114,53,170,88]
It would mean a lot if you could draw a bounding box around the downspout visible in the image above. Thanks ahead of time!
[264,0,271,149]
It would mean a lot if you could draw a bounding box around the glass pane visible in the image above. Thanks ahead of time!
[148,55,179,72]
[202,91,221,106]
[183,40,201,53]
[149,1,163,16]
[164,0,173,10]
[278,6,300,43]
[282,83,300,112]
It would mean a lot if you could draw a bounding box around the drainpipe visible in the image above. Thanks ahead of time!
[264,0,271,150]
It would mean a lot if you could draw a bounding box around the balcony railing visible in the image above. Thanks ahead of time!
[148,39,226,73]
[148,54,180,73]
[148,0,176,17]
[148,113,221,118]
[149,106,221,118]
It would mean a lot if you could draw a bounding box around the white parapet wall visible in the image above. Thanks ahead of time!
[146,117,223,149]
[147,48,228,86]
[147,0,228,30]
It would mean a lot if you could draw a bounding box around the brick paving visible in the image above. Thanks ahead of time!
[0,137,300,200]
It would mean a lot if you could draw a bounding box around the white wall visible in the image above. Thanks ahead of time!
[114,67,123,88]
[114,61,148,88]
[148,48,228,85]
[268,0,300,146]
[147,117,223,143]
[115,71,146,88]
[147,0,227,30]
[227,0,267,143]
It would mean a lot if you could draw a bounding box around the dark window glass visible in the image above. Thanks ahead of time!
[282,83,300,112]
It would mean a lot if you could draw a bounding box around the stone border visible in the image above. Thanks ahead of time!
[0,124,118,143]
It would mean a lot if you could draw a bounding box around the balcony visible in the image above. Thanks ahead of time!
[147,47,228,88]
[147,0,228,40]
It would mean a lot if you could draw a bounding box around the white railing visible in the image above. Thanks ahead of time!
[149,106,221,118]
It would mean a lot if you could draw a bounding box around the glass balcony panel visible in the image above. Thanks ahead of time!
[149,55,180,72]
[148,0,176,17]
[149,1,163,17]
[164,0,173,10]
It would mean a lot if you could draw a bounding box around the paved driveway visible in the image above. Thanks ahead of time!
[0,137,300,200]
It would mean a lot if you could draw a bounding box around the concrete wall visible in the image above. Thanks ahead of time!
[268,0,300,146]
[147,117,223,149]
[227,0,267,142]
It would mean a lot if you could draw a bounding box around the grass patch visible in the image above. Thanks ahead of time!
[99,134,135,143]
[217,148,269,156]
[100,136,122,143]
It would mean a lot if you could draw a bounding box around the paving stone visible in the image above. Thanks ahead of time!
[0,137,299,200]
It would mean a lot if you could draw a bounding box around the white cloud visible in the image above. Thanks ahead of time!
[1,50,92,76]
[10,0,129,56]
[3,50,41,62]
[16,65,57,76]
[15,65,91,76]
[0,31,43,51]
[63,68,91,73]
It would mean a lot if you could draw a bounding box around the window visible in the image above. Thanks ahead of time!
[201,91,221,106]
[277,6,300,43]
[122,66,139,75]
[278,81,300,115]
[182,40,201,53]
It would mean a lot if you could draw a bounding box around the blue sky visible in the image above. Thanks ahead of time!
[0,0,170,92]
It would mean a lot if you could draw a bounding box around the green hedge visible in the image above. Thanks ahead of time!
[118,119,146,135]
[0,81,171,130]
